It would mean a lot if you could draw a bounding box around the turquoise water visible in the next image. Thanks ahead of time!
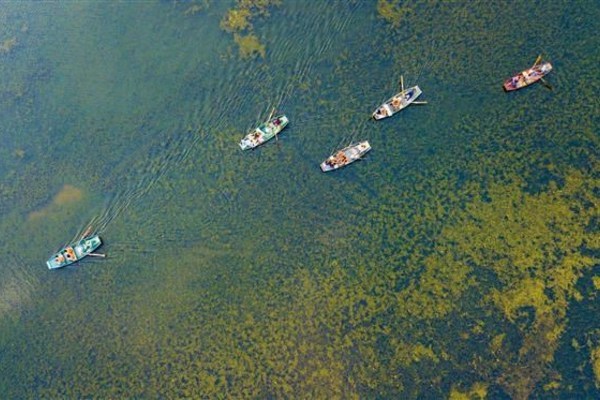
[0,1,598,398]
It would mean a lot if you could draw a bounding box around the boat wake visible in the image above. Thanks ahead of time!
[83,129,204,237]
[242,2,361,130]
[0,254,38,321]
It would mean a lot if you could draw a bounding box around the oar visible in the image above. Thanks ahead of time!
[412,101,428,105]
[400,75,405,92]
[539,77,553,90]
[88,253,106,258]
[80,226,93,240]
[533,54,542,67]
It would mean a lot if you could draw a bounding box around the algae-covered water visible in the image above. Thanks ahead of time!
[0,1,598,398]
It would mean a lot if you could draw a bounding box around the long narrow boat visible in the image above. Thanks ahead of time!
[503,57,553,91]
[320,141,371,172]
[239,114,289,150]
[373,86,423,120]
[46,235,102,269]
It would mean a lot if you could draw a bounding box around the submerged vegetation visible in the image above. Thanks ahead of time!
[220,0,281,59]
[0,37,17,54]
[376,0,413,27]
[0,1,598,398]
[27,184,84,221]
[234,32,265,59]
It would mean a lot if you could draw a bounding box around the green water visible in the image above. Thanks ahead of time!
[0,1,598,398]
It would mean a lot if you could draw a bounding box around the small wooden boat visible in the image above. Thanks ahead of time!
[373,75,426,120]
[503,55,553,91]
[46,235,103,269]
[239,114,289,150]
[320,141,371,172]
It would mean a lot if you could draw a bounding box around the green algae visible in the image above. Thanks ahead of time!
[219,0,281,59]
[376,0,413,27]
[0,1,598,398]
[593,346,600,388]
[449,382,488,400]
[221,8,252,32]
[234,32,266,59]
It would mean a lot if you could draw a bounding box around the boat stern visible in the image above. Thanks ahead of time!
[75,235,102,258]
[372,107,387,120]
[275,115,289,128]
[320,161,332,172]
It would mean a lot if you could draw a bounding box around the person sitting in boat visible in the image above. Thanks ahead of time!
[65,248,75,260]
[251,131,261,143]
[335,153,347,164]
[273,118,281,126]
[392,98,401,108]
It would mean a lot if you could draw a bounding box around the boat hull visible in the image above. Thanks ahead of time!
[46,235,102,269]
[239,115,289,150]
[373,86,422,120]
[503,62,552,91]
[320,141,371,172]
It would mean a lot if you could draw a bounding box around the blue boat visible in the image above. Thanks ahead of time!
[46,235,103,270]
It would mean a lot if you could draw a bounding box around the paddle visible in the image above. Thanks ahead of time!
[88,253,106,258]
[539,77,553,91]
[265,107,281,142]
[79,226,93,240]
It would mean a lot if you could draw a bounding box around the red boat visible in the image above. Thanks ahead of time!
[503,56,553,91]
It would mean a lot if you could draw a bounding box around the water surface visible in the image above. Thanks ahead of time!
[0,1,598,398]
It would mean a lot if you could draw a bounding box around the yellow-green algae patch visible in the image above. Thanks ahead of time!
[221,8,252,32]
[449,382,488,400]
[28,184,84,220]
[234,33,265,59]
[593,346,600,388]
[429,169,598,399]
[219,0,281,59]
[376,0,413,27]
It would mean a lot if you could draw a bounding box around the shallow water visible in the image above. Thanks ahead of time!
[0,1,598,398]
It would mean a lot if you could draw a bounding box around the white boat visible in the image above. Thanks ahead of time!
[320,141,371,172]
[372,76,426,120]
